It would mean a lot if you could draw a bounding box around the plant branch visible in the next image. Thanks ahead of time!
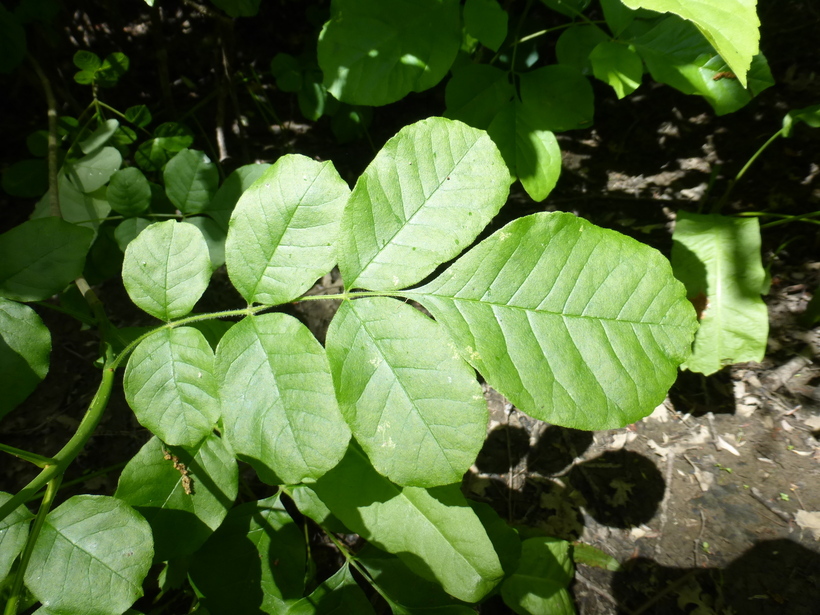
[0,444,56,468]
[28,55,60,217]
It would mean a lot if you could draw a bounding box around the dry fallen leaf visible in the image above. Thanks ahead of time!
[795,510,820,540]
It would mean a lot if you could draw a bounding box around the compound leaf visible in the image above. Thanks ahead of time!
[25,495,153,615]
[311,444,504,603]
[407,212,697,430]
[0,217,94,302]
[115,435,237,562]
[318,0,461,106]
[189,493,305,612]
[0,298,50,419]
[326,297,486,487]
[164,149,219,215]
[215,313,350,485]
[338,117,509,291]
[124,327,220,446]
[500,537,575,615]
[622,0,759,87]
[225,154,349,305]
[122,220,212,321]
[671,212,767,375]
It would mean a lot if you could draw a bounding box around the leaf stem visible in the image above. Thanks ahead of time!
[28,55,60,218]
[3,475,63,615]
[0,444,56,468]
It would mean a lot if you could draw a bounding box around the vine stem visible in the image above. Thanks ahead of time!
[27,55,60,218]
[3,476,63,615]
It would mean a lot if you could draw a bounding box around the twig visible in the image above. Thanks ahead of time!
[694,508,706,567]
[750,487,792,524]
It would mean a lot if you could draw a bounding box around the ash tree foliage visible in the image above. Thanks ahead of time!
[0,0,788,612]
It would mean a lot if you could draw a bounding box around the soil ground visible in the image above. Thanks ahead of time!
[1,1,820,614]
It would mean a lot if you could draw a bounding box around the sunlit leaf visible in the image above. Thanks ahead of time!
[590,41,643,98]
[500,537,575,615]
[164,149,219,215]
[407,212,697,430]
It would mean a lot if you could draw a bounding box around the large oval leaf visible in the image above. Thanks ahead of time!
[326,297,486,487]
[164,148,219,215]
[122,220,212,320]
[338,117,509,291]
[215,313,350,484]
[311,444,504,603]
[0,298,50,419]
[64,146,122,193]
[25,495,153,615]
[318,0,460,106]
[115,435,238,562]
[225,154,350,305]
[407,212,698,430]
[108,167,151,216]
[0,217,94,302]
[124,326,220,446]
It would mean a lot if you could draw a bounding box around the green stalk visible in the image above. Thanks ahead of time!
[713,128,784,213]
[3,476,63,615]
[0,363,115,524]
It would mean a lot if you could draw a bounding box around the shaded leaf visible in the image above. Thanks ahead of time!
[500,537,575,615]
[203,163,271,232]
[115,435,238,562]
[114,217,151,252]
[0,491,34,582]
[108,167,152,216]
[1,159,48,197]
[225,154,349,305]
[338,117,509,291]
[79,119,119,154]
[215,313,350,485]
[122,220,212,321]
[0,298,50,419]
[124,326,220,446]
[464,0,508,52]
[326,297,487,487]
[407,212,697,430]
[287,563,375,615]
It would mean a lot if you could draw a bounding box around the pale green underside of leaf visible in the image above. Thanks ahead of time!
[34,176,111,230]
[79,119,119,155]
[311,444,504,603]
[338,117,509,291]
[672,212,767,375]
[318,0,461,106]
[124,327,220,446]
[622,0,760,87]
[226,154,350,305]
[500,537,575,615]
[0,491,34,584]
[122,220,212,321]
[188,494,306,611]
[216,313,351,485]
[407,212,697,430]
[65,146,122,193]
[0,298,50,419]
[26,495,153,615]
[163,148,219,215]
[326,297,487,487]
[0,217,94,302]
[115,435,238,561]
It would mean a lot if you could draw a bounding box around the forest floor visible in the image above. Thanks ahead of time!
[1,1,820,614]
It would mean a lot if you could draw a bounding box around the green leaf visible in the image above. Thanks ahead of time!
[287,563,375,615]
[122,220,212,321]
[26,130,49,157]
[0,491,34,583]
[124,327,220,446]
[556,25,610,75]
[189,494,305,611]
[318,0,461,106]
[1,159,47,197]
[444,64,514,130]
[406,212,697,430]
[590,41,643,98]
[108,167,152,216]
[271,53,303,92]
[25,495,153,615]
[135,139,171,172]
[203,163,271,232]
[42,176,111,229]
[64,146,122,193]
[356,544,474,613]
[0,217,94,302]
[516,65,595,133]
[154,122,194,152]
[185,216,226,268]
[572,542,621,571]
[601,0,638,36]
[215,313,351,485]
[73,49,101,71]
[164,149,219,215]
[115,435,238,562]
[621,0,759,88]
[288,485,349,533]
[464,0,508,52]
[326,297,487,487]
[500,537,575,615]
[671,212,767,375]
[97,52,130,87]
[79,119,120,154]
[0,6,26,74]
[114,217,151,251]
[125,104,152,128]
[0,298,50,419]
[298,71,327,121]
[633,15,773,115]
[338,117,509,291]
[540,0,590,18]
[782,104,820,137]
[225,154,349,305]
[311,444,504,602]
